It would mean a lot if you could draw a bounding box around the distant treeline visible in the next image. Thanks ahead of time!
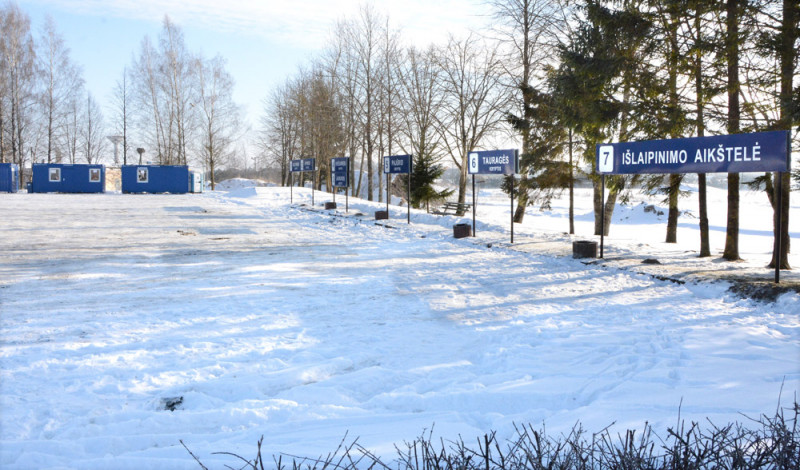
[2,1,797,264]
[256,0,798,266]
[1,4,241,191]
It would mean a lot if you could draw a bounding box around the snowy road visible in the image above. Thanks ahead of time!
[1,189,798,469]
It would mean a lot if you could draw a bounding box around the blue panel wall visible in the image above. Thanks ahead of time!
[31,164,105,193]
[121,165,189,194]
[0,163,19,193]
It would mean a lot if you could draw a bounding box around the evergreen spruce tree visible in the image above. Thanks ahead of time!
[768,0,797,269]
[405,152,453,212]
[685,0,719,257]
[550,1,652,236]
[722,0,742,261]
[506,85,569,214]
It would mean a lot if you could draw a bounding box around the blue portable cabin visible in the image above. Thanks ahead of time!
[31,163,105,193]
[121,165,190,194]
[189,170,204,193]
[0,163,20,193]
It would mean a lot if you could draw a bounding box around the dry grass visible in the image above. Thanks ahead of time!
[184,401,799,470]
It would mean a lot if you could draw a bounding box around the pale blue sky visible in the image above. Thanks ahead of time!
[18,0,491,131]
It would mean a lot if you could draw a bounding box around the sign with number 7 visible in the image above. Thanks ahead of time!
[598,145,614,173]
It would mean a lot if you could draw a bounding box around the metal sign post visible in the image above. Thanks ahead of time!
[383,154,412,224]
[408,158,412,224]
[600,174,605,258]
[302,158,316,206]
[775,173,783,283]
[331,157,350,212]
[289,159,303,204]
[511,173,515,244]
[290,158,316,206]
[597,130,790,283]
[383,154,389,214]
[472,174,476,236]
[468,149,520,243]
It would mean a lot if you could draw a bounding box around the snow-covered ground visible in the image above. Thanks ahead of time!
[0,182,798,469]
[211,178,275,191]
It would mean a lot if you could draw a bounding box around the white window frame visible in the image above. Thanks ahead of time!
[89,168,101,183]
[137,167,149,183]
[49,167,61,182]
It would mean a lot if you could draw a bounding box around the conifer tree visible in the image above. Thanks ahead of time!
[723,0,742,261]
[405,152,453,211]
[506,85,568,213]
[766,0,797,269]
[685,0,719,257]
[487,0,567,223]
[550,1,653,236]
[652,0,690,244]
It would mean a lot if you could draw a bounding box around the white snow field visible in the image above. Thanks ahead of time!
[1,183,798,469]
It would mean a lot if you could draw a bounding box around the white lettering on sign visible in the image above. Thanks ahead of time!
[481,156,509,165]
[384,156,411,173]
[601,131,787,174]
[693,143,762,163]
[623,149,688,166]
[619,144,765,167]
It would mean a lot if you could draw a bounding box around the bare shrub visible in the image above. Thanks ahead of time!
[184,402,800,470]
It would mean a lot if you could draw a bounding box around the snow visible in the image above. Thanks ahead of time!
[1,181,798,469]
[212,178,275,191]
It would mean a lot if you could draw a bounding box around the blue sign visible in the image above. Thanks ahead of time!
[331,157,349,174]
[290,158,317,172]
[331,157,349,188]
[383,155,411,174]
[597,130,790,175]
[468,149,519,175]
[333,172,349,188]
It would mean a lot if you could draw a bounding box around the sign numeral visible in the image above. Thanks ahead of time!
[598,145,614,173]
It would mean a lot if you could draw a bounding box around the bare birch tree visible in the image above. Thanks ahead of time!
[108,67,131,165]
[37,15,82,163]
[398,46,445,170]
[130,16,197,165]
[159,16,194,165]
[346,5,382,200]
[487,0,570,223]
[375,16,402,202]
[62,93,80,163]
[437,33,509,212]
[259,81,300,186]
[131,36,166,162]
[0,2,37,178]
[81,92,105,164]
[195,55,241,190]
[327,19,362,197]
